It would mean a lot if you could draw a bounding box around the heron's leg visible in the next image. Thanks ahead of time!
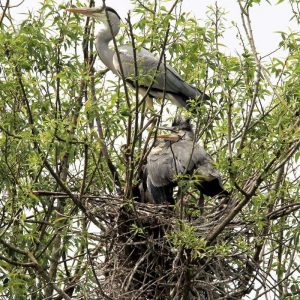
[146,96,160,116]
[146,96,154,109]
[145,96,160,128]
[198,192,204,215]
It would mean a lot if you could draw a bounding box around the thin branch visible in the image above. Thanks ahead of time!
[0,0,9,26]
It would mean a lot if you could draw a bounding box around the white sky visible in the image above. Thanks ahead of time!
[10,0,298,59]
[6,2,298,298]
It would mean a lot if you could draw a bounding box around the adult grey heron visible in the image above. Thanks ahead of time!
[140,116,228,204]
[66,6,209,108]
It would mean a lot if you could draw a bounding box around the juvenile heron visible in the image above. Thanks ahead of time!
[66,6,209,108]
[140,117,228,204]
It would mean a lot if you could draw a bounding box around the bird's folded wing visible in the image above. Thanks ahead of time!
[112,46,201,100]
[148,145,195,186]
[147,152,174,187]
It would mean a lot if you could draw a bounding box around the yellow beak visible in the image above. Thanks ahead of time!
[66,7,95,17]
[157,134,181,142]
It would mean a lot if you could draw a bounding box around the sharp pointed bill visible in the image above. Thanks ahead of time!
[141,116,228,204]
[67,6,210,108]
[66,7,97,16]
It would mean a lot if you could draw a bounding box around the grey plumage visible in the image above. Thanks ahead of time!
[142,117,228,204]
[67,6,209,108]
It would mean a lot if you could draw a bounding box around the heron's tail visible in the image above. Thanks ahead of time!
[197,88,210,101]
[198,178,229,197]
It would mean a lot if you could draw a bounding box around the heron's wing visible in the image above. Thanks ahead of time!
[147,140,227,198]
[112,46,203,106]
[146,144,175,187]
[190,144,228,196]
[194,148,221,179]
[170,140,199,174]
[147,141,197,187]
[171,141,223,181]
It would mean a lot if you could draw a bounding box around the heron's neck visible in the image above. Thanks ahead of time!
[178,130,194,142]
[95,20,120,74]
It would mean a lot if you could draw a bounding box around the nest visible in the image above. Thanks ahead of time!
[86,196,257,300]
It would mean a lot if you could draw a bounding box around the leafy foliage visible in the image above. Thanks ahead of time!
[0,0,299,299]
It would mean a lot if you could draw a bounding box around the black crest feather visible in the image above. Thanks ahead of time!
[172,115,192,131]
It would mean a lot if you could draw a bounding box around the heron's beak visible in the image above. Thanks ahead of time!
[157,134,181,142]
[66,7,97,17]
[158,126,176,132]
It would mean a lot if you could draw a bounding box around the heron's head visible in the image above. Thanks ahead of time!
[157,116,194,142]
[171,116,192,132]
[66,6,121,26]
